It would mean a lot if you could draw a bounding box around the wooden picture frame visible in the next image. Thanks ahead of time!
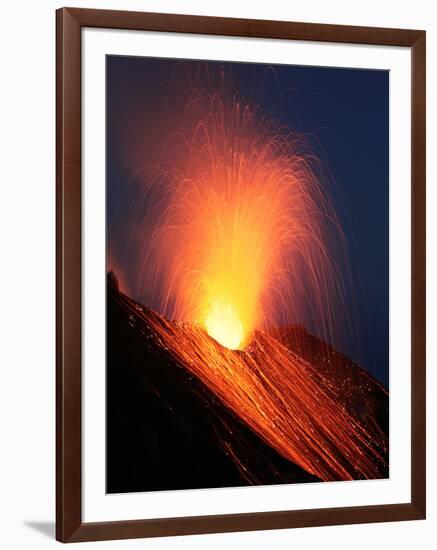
[56,7,426,542]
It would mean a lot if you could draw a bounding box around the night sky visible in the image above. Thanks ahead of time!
[107,56,389,387]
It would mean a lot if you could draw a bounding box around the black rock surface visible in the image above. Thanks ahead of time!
[107,272,319,493]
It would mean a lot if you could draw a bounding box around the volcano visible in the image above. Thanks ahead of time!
[107,272,388,493]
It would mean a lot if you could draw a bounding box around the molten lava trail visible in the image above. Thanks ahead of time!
[118,291,387,482]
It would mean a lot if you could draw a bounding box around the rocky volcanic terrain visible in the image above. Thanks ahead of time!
[107,272,388,493]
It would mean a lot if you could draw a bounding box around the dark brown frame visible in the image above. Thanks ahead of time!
[56,7,426,543]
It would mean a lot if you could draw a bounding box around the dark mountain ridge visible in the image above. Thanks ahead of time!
[107,272,388,493]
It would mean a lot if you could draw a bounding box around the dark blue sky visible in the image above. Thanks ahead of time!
[107,56,389,387]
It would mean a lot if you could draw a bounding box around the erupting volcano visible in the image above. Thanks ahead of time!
[113,74,349,351]
[106,64,389,492]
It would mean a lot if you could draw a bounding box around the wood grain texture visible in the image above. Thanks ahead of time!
[56,7,82,543]
[56,7,426,542]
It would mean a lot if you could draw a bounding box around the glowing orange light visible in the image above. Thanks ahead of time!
[132,79,349,354]
[119,289,387,481]
[109,70,385,481]
[204,299,244,349]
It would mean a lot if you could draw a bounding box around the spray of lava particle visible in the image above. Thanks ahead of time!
[112,69,349,352]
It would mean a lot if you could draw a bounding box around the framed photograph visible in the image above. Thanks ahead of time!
[56,7,426,543]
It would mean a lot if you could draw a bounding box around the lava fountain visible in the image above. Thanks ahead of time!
[114,70,349,352]
[108,68,386,481]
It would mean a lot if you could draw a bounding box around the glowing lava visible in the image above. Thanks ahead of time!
[107,68,379,480]
[204,299,244,349]
[113,284,388,482]
[118,71,349,353]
